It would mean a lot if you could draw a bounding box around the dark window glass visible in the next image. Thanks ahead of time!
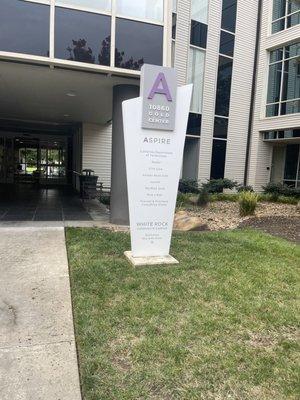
[284,144,299,180]
[55,7,111,65]
[266,103,279,117]
[293,129,300,138]
[115,18,163,70]
[288,0,300,14]
[278,130,284,138]
[221,0,237,33]
[219,31,235,57]
[285,43,300,58]
[210,139,227,179]
[190,21,208,48]
[214,117,228,138]
[273,0,286,20]
[282,59,300,101]
[172,13,177,39]
[281,99,300,115]
[0,0,49,56]
[267,62,282,103]
[215,56,233,117]
[186,113,202,135]
[270,48,284,62]
[272,18,285,33]
[287,12,300,29]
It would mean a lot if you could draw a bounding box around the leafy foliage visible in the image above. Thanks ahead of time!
[239,191,258,216]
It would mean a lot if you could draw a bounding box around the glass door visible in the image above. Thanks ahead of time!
[283,143,300,188]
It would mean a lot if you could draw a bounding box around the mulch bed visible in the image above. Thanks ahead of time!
[239,216,300,244]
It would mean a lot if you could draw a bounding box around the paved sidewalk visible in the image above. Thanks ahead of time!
[0,227,82,400]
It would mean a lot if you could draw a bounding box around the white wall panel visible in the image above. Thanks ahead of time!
[82,123,112,186]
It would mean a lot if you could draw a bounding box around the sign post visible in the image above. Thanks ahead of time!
[123,64,192,266]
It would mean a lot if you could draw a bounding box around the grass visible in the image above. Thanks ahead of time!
[66,228,300,400]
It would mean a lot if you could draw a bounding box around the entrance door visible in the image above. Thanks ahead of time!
[284,144,300,188]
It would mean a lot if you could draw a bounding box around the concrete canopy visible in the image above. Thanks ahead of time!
[0,61,139,125]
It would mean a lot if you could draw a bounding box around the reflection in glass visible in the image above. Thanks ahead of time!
[116,0,163,22]
[0,0,49,56]
[186,113,202,135]
[221,0,237,33]
[215,56,233,117]
[191,0,209,24]
[214,117,228,138]
[219,31,235,57]
[210,139,227,179]
[267,63,282,103]
[55,7,111,65]
[56,0,111,12]
[187,47,205,114]
[115,18,163,70]
[284,144,299,180]
[190,21,208,48]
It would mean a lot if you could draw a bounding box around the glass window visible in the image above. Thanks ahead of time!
[190,21,208,49]
[281,59,300,101]
[172,13,177,39]
[273,0,286,20]
[267,63,282,103]
[191,0,209,24]
[187,47,205,114]
[214,117,228,138]
[0,0,50,57]
[215,56,233,117]
[272,0,300,33]
[266,103,279,117]
[56,0,111,12]
[115,18,163,70]
[221,0,237,33]
[284,144,299,180]
[219,31,235,57]
[116,0,163,23]
[55,7,111,65]
[210,139,227,179]
[266,43,300,117]
[186,113,202,135]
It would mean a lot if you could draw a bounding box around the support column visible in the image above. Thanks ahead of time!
[110,84,139,225]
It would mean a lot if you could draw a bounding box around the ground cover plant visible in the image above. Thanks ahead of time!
[67,228,300,400]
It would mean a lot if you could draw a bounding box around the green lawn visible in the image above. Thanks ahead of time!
[66,228,300,400]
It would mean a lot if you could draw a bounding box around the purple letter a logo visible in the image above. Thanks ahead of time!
[148,73,173,102]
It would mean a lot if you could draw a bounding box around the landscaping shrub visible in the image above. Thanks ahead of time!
[176,192,192,208]
[100,194,110,206]
[197,188,210,207]
[202,178,238,193]
[237,184,254,193]
[263,182,300,199]
[178,179,199,194]
[239,191,258,216]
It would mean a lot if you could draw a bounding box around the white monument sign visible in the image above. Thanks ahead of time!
[123,64,192,266]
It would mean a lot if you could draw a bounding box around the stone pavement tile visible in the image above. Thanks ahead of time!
[0,227,69,280]
[0,275,74,348]
[0,341,82,400]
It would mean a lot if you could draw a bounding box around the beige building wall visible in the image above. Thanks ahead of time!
[82,123,112,186]
[248,0,300,191]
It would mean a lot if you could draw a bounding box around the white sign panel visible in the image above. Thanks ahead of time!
[123,65,192,260]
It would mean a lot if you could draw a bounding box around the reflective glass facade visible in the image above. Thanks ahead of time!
[0,0,50,57]
[267,43,300,116]
[0,0,164,71]
[272,0,300,33]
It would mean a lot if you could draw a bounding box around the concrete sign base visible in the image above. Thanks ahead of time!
[124,251,179,267]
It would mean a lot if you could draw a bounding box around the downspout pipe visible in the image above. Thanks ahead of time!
[244,0,263,186]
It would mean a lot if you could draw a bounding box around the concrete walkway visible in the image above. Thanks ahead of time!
[0,227,82,400]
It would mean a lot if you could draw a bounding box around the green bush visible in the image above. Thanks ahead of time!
[100,194,110,206]
[197,188,210,207]
[237,184,254,193]
[239,191,258,216]
[210,193,239,202]
[202,178,238,193]
[178,179,199,194]
[263,182,300,199]
[176,192,193,208]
